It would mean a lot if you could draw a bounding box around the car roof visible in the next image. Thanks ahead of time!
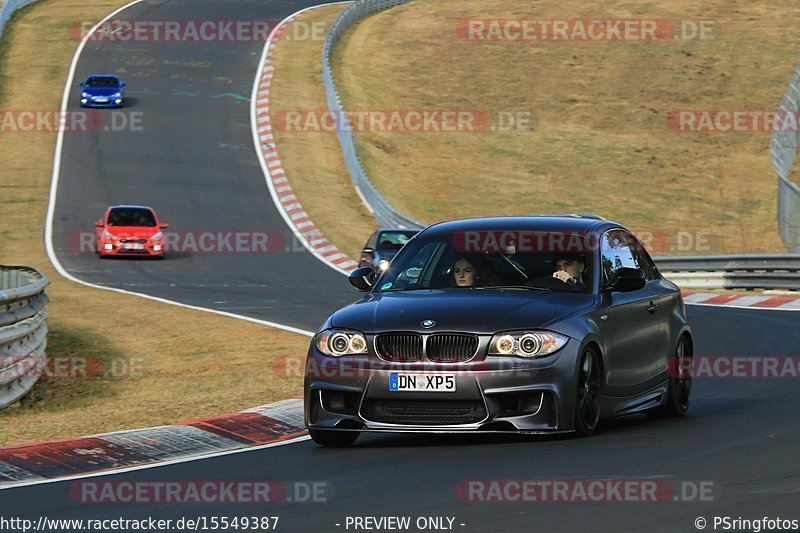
[377,228,419,233]
[420,215,619,236]
[108,205,155,211]
[86,74,120,79]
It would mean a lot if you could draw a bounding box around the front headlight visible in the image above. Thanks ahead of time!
[81,92,90,98]
[315,329,368,357]
[488,330,568,358]
[150,231,163,241]
[102,230,117,241]
[112,92,122,98]
[377,259,390,271]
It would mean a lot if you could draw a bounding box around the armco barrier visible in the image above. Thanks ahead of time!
[0,0,41,40]
[770,62,800,253]
[0,266,49,410]
[322,0,425,230]
[655,255,800,291]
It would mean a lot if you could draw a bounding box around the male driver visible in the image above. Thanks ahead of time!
[552,254,587,290]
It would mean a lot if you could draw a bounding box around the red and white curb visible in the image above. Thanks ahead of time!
[0,399,305,489]
[682,292,800,310]
[251,3,360,276]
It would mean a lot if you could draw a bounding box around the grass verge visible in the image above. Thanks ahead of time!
[0,0,307,447]
[320,0,800,254]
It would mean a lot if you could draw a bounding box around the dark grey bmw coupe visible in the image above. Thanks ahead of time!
[304,215,692,446]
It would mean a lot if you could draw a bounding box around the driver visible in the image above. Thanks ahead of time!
[552,254,587,290]
[454,256,479,287]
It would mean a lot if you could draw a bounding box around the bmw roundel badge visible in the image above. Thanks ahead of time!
[421,319,436,328]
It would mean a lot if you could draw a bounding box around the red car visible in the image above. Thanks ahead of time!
[95,205,168,258]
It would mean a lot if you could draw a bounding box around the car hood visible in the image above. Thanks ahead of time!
[103,225,159,237]
[330,289,595,334]
[83,87,120,96]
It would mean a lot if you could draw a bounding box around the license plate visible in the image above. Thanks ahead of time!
[94,98,108,103]
[389,372,456,392]
[124,243,144,250]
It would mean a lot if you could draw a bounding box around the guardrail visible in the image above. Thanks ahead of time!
[322,0,424,230]
[0,266,49,410]
[770,62,800,253]
[0,0,41,40]
[655,255,800,291]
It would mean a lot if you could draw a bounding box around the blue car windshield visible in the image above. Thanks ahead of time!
[375,232,594,293]
[86,77,119,88]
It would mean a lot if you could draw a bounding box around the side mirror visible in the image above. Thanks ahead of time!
[95,220,104,227]
[120,82,126,88]
[348,267,376,291]
[608,267,646,292]
[159,222,169,229]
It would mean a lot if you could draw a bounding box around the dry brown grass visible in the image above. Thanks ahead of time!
[269,4,377,260]
[328,0,800,254]
[0,0,306,446]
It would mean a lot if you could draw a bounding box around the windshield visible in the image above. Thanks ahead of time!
[107,208,156,227]
[376,230,418,252]
[375,232,593,293]
[86,77,119,88]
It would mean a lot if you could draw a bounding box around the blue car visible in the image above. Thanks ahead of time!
[79,75,126,108]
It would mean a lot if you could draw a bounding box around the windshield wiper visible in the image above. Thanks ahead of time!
[498,251,528,279]
[478,285,551,292]
[381,287,436,293]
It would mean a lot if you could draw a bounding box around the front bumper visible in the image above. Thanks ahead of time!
[98,240,164,257]
[304,339,582,433]
[81,97,124,108]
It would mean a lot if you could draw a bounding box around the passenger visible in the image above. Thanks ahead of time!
[552,254,587,290]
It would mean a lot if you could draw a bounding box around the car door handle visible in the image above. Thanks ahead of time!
[647,302,660,315]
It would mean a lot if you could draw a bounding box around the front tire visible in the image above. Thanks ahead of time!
[574,347,602,437]
[309,429,359,447]
[658,335,692,417]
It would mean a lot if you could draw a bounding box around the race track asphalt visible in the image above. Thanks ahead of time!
[51,0,356,333]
